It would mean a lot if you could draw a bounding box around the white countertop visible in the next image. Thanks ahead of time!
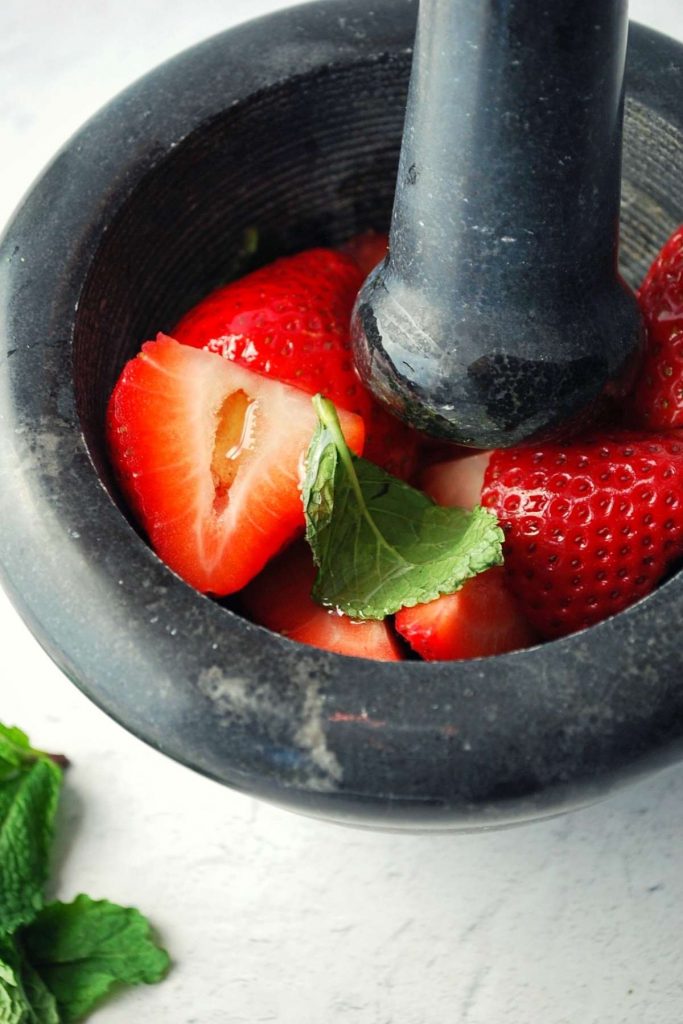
[3,2,683,1022]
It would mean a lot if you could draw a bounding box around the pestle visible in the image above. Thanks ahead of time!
[351,0,644,448]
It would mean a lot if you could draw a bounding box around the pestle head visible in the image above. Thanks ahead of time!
[351,0,645,448]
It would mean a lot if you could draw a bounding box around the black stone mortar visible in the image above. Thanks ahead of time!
[0,0,682,831]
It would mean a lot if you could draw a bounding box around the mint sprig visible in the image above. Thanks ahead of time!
[0,936,59,1023]
[303,396,504,619]
[0,725,68,784]
[0,723,169,1022]
[21,897,170,1024]
[0,748,61,934]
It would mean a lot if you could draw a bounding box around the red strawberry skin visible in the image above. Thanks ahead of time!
[395,567,537,661]
[107,335,365,596]
[481,432,683,638]
[174,248,372,415]
[361,403,421,480]
[631,225,683,429]
[173,247,421,480]
[241,543,404,661]
[396,450,535,660]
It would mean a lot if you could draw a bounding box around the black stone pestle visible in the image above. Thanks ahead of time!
[351,0,644,448]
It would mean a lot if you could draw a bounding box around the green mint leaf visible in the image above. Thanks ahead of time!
[0,941,27,1024]
[18,962,60,1024]
[22,896,170,1023]
[0,727,35,784]
[0,726,31,753]
[303,396,504,619]
[0,936,59,1024]
[0,760,62,936]
[0,726,68,785]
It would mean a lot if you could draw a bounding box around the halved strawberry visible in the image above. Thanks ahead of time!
[395,567,538,660]
[394,449,535,659]
[107,334,364,595]
[420,450,492,511]
[241,543,404,661]
[172,247,422,480]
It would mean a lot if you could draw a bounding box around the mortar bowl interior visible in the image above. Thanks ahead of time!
[1,0,683,830]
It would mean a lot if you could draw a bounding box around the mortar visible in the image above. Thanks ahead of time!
[1,0,682,830]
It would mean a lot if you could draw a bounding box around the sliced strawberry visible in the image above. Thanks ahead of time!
[172,246,423,478]
[107,335,364,595]
[420,450,492,510]
[341,230,389,278]
[481,431,683,638]
[395,567,537,660]
[630,225,683,429]
[241,543,404,661]
[394,449,535,659]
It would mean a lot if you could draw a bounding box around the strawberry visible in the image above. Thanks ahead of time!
[362,403,422,480]
[107,335,364,595]
[630,225,683,429]
[481,432,683,638]
[172,247,421,480]
[420,450,492,512]
[393,449,535,659]
[173,248,371,414]
[241,543,404,661]
[395,567,537,660]
[341,230,389,278]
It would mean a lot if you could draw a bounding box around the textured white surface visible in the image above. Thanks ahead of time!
[2,2,683,1022]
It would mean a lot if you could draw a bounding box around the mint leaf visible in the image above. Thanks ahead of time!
[19,962,60,1024]
[0,936,59,1024]
[0,941,27,1024]
[303,396,504,619]
[0,727,68,787]
[0,727,35,784]
[22,896,170,1023]
[0,726,31,754]
[0,760,62,935]
[0,724,170,1021]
